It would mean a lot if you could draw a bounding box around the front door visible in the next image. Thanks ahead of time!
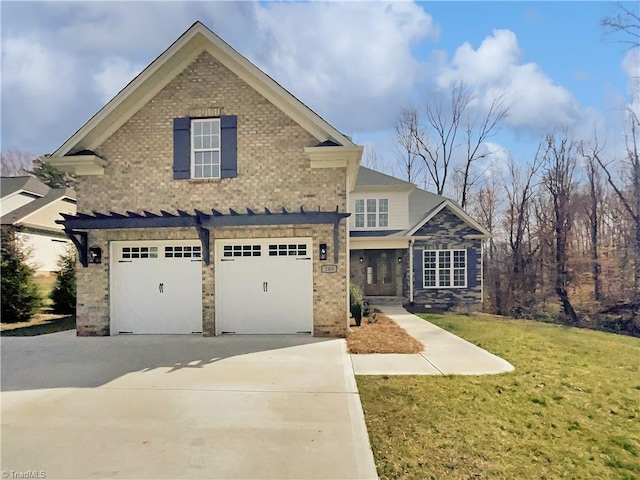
[364,250,396,296]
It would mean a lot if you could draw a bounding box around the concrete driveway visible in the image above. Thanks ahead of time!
[1,332,377,480]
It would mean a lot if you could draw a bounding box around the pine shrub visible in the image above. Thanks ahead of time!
[1,231,42,323]
[50,248,77,314]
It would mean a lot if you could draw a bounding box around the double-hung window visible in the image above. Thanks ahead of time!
[423,249,467,288]
[354,198,389,228]
[191,119,221,179]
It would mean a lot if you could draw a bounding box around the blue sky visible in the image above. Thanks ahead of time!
[1,1,637,187]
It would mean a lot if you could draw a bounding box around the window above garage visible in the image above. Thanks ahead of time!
[173,115,237,180]
[192,119,221,179]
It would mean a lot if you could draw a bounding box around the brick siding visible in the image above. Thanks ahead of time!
[73,51,349,337]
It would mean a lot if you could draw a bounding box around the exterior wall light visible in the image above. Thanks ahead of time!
[89,246,102,264]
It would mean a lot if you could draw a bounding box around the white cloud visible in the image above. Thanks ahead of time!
[249,1,439,133]
[622,48,640,118]
[92,56,142,104]
[1,35,77,150]
[435,29,582,133]
[1,1,439,152]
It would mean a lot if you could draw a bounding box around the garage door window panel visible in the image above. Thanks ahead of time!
[122,246,158,259]
[268,244,308,257]
[223,244,261,257]
[165,245,201,258]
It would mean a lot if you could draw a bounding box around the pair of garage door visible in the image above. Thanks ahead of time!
[109,238,313,335]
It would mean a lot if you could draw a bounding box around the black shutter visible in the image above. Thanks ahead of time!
[220,115,237,179]
[413,246,423,291]
[173,117,191,179]
[467,245,479,288]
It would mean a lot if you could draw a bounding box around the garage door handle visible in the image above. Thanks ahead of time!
[263,281,268,292]
[159,283,164,293]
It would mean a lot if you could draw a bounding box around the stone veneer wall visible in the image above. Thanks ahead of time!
[410,208,483,310]
[73,51,348,337]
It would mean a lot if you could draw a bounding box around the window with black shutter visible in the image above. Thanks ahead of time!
[172,115,237,179]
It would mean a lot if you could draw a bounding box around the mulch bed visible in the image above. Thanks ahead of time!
[347,312,424,354]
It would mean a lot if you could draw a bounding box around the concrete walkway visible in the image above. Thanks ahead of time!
[351,306,514,376]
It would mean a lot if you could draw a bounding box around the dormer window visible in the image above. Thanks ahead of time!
[355,198,388,228]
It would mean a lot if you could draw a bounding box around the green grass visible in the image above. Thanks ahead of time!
[1,274,75,335]
[357,313,640,480]
[33,274,57,307]
[0,314,75,336]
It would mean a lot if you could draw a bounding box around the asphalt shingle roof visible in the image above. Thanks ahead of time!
[1,176,50,198]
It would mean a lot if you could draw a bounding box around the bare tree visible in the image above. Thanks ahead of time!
[393,107,423,184]
[470,176,502,312]
[362,142,380,171]
[580,140,605,301]
[459,92,510,209]
[394,82,509,205]
[601,2,640,49]
[0,149,37,176]
[589,110,640,296]
[543,133,580,325]
[500,152,543,315]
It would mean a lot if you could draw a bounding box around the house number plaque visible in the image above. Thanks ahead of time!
[321,265,338,273]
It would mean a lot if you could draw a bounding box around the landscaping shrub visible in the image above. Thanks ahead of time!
[50,248,77,314]
[1,230,42,322]
[350,283,363,326]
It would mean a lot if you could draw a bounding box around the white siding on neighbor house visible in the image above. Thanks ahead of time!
[21,198,76,231]
[16,232,72,273]
[350,190,409,231]
[0,193,37,216]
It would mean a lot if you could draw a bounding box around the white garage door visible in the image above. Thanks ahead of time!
[110,240,203,334]
[215,238,313,334]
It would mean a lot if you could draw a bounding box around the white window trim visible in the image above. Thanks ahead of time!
[423,249,467,289]
[191,118,221,179]
[354,198,389,229]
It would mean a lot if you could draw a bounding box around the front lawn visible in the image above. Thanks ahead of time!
[357,313,640,480]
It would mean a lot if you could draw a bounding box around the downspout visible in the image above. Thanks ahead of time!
[345,172,351,330]
[481,238,485,310]
[409,238,415,303]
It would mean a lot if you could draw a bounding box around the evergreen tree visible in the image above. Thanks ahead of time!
[1,229,42,323]
[50,248,77,314]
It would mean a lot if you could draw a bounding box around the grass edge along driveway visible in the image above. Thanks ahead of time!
[357,313,640,480]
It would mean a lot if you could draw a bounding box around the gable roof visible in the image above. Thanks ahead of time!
[407,199,491,238]
[1,176,50,198]
[1,188,76,227]
[52,21,356,157]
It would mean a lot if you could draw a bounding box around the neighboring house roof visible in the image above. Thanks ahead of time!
[1,176,50,198]
[0,176,76,231]
[52,21,356,158]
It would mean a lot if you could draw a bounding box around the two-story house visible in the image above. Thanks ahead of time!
[349,167,490,310]
[50,22,488,337]
[50,22,361,337]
